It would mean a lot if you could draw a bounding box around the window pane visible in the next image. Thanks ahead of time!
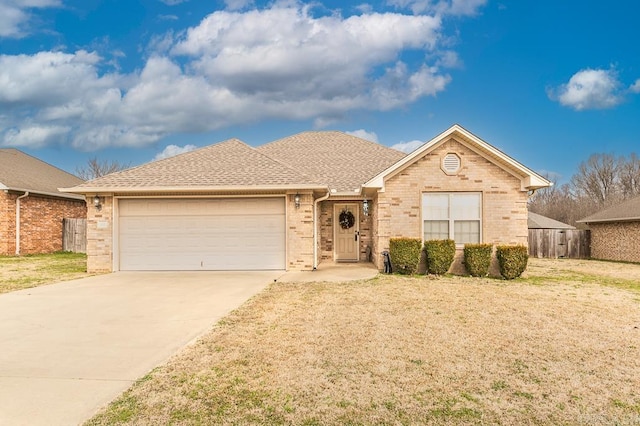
[454,220,480,244]
[424,220,449,240]
[423,194,449,220]
[451,193,481,220]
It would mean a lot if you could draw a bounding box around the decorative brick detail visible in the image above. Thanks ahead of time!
[589,221,640,263]
[372,138,529,272]
[0,191,86,255]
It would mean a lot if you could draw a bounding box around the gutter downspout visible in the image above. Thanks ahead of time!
[313,191,331,270]
[16,191,29,255]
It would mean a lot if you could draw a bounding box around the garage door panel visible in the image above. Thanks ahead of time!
[119,198,285,271]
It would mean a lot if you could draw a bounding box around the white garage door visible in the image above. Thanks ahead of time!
[118,198,285,271]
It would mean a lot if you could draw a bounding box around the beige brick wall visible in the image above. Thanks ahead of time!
[287,192,314,271]
[374,138,528,273]
[589,222,640,263]
[0,191,86,255]
[86,196,113,273]
[318,200,373,264]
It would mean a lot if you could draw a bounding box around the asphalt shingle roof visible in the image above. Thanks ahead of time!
[66,132,406,193]
[0,148,83,198]
[578,195,640,223]
[528,212,575,229]
[258,131,406,193]
[72,139,318,190]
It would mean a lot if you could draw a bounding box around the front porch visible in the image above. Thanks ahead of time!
[317,199,376,266]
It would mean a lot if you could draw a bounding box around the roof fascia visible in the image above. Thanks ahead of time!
[364,124,552,191]
[5,186,84,200]
[576,216,640,224]
[59,184,328,194]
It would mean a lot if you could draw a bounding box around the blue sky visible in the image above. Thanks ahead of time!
[1,0,639,183]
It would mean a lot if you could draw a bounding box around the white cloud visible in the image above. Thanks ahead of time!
[154,144,197,161]
[387,0,486,16]
[449,0,487,16]
[0,50,110,105]
[391,139,424,153]
[346,129,379,143]
[158,0,187,5]
[0,0,61,38]
[4,124,70,148]
[551,68,623,110]
[436,50,462,68]
[0,2,475,150]
[355,3,374,13]
[630,79,640,94]
[224,0,254,11]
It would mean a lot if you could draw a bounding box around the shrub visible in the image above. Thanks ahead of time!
[423,239,456,275]
[463,243,493,277]
[496,245,528,279]
[389,238,422,275]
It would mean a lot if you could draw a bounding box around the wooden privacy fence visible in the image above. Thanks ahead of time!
[528,229,590,259]
[63,218,87,253]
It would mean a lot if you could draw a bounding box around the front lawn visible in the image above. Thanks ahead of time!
[86,258,640,425]
[0,252,90,294]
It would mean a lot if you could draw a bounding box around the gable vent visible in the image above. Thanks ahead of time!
[442,153,461,174]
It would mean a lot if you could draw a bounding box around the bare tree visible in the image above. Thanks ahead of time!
[570,153,619,207]
[76,157,131,180]
[530,152,640,227]
[529,181,587,226]
[619,153,640,200]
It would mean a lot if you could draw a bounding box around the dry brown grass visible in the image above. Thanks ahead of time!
[87,259,640,425]
[0,252,90,294]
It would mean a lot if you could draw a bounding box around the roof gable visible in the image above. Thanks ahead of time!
[577,195,640,223]
[258,131,406,193]
[0,149,84,199]
[364,124,551,191]
[66,139,321,192]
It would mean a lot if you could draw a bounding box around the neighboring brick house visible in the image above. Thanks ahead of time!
[0,149,86,255]
[61,125,550,273]
[577,196,640,263]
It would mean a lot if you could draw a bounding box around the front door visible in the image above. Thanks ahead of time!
[334,203,359,262]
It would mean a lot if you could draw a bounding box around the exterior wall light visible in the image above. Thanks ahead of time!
[93,195,102,211]
[363,199,369,216]
[294,193,301,209]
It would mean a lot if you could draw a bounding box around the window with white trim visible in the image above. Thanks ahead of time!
[422,192,481,244]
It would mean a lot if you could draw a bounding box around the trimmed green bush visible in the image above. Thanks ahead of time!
[389,238,422,275]
[463,243,493,277]
[496,245,529,279]
[423,239,456,275]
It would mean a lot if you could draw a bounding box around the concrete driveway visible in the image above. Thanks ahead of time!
[0,271,281,426]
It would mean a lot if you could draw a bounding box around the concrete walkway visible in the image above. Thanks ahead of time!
[0,271,279,426]
[277,262,379,282]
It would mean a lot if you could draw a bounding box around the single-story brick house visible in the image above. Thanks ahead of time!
[577,195,640,263]
[0,149,86,255]
[61,125,550,273]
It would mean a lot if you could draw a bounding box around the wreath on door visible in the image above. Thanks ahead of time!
[339,210,355,229]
